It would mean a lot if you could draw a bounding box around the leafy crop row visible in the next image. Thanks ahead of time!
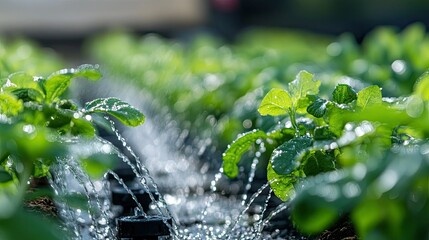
[90,23,429,239]
[0,60,145,239]
[223,70,429,239]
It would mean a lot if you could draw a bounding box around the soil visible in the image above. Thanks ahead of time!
[318,220,358,240]
[25,196,58,218]
[25,177,58,218]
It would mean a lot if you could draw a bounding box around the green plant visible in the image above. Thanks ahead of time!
[222,69,429,239]
[88,30,332,152]
[0,64,145,239]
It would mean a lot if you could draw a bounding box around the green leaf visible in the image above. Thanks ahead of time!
[84,97,145,127]
[267,162,296,201]
[44,64,102,102]
[302,150,336,176]
[70,118,95,138]
[0,169,13,183]
[332,84,357,104]
[74,64,103,80]
[271,136,313,175]
[58,99,78,110]
[296,94,317,114]
[414,71,429,100]
[288,70,320,105]
[3,72,39,90]
[307,98,328,118]
[81,153,117,179]
[33,160,51,178]
[44,72,74,102]
[222,130,267,178]
[258,88,292,116]
[11,88,44,102]
[326,105,351,136]
[0,93,23,117]
[357,85,382,109]
[45,109,72,128]
[266,128,296,142]
[313,126,336,140]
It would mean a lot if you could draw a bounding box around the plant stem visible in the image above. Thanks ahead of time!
[288,108,299,137]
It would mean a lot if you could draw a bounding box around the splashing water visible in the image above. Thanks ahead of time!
[50,76,304,239]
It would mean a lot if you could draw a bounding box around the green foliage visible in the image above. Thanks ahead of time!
[223,71,336,200]
[332,84,357,104]
[0,93,23,116]
[84,97,145,127]
[293,146,429,239]
[356,85,383,109]
[89,24,429,239]
[271,136,313,175]
[267,162,297,201]
[222,130,267,178]
[0,62,145,239]
[0,64,145,182]
[301,150,336,176]
[223,67,429,239]
[44,64,101,103]
[258,88,292,116]
[288,71,321,107]
[307,98,328,118]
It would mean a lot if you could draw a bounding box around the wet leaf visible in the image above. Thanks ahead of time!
[33,160,51,178]
[313,126,336,140]
[271,136,313,175]
[288,70,320,105]
[267,162,296,201]
[302,150,336,176]
[11,88,44,102]
[258,88,292,116]
[326,105,351,136]
[357,85,382,109]
[74,64,102,80]
[84,97,145,127]
[307,97,328,118]
[222,130,267,178]
[266,128,296,143]
[3,72,39,90]
[58,99,78,110]
[332,84,357,104]
[44,64,101,102]
[44,72,74,103]
[45,109,72,128]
